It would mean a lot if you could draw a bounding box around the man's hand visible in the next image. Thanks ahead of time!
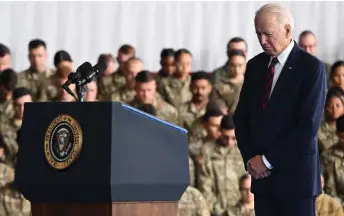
[248,155,271,179]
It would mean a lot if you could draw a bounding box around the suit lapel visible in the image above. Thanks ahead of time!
[265,43,300,112]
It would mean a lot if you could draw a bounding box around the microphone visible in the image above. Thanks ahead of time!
[62,62,93,87]
[76,62,107,86]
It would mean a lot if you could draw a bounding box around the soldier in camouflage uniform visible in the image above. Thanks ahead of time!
[44,65,74,101]
[155,49,176,87]
[318,87,344,153]
[198,115,246,216]
[189,108,224,160]
[85,81,98,102]
[96,54,117,100]
[179,72,212,132]
[53,50,73,70]
[178,154,211,216]
[329,61,344,91]
[0,69,17,121]
[212,50,246,114]
[298,31,331,87]
[113,45,136,92]
[16,39,54,102]
[321,115,344,207]
[158,49,193,109]
[129,71,180,125]
[0,44,11,73]
[227,174,255,216]
[110,57,144,103]
[178,186,211,216]
[316,170,344,216]
[0,161,31,216]
[0,88,32,165]
[188,100,228,149]
[212,37,248,85]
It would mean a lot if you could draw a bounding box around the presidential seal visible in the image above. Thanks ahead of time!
[44,114,83,170]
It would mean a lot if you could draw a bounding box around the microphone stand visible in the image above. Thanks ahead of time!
[62,85,78,102]
[75,82,88,102]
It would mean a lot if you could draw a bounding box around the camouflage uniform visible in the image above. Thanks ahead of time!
[154,70,169,89]
[188,118,207,144]
[318,121,338,153]
[316,193,344,216]
[110,85,136,103]
[179,101,207,132]
[97,71,126,101]
[0,116,19,167]
[16,68,55,102]
[227,202,255,216]
[198,141,246,215]
[321,144,344,206]
[44,74,64,101]
[211,63,229,85]
[129,98,180,126]
[189,156,195,187]
[189,137,213,161]
[178,186,211,216]
[0,162,31,216]
[157,76,192,109]
[0,100,15,122]
[213,80,242,115]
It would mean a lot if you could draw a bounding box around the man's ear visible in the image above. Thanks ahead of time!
[285,24,291,38]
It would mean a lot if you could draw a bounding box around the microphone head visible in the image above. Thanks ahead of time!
[76,62,92,74]
[93,62,107,77]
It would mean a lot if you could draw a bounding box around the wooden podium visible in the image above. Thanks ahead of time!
[14,102,189,216]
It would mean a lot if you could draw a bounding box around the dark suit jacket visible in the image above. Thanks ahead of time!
[233,44,326,197]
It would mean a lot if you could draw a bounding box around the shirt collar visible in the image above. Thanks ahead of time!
[269,39,294,67]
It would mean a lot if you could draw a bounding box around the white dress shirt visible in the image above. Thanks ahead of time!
[262,40,295,169]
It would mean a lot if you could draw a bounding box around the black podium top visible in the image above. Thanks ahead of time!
[15,102,189,202]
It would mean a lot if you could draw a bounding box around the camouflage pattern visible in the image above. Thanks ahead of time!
[129,98,180,126]
[213,79,242,115]
[0,101,15,122]
[154,70,169,89]
[44,74,64,101]
[189,156,195,187]
[157,76,192,109]
[179,101,207,132]
[316,193,344,216]
[0,162,14,188]
[188,137,213,161]
[188,118,207,144]
[318,121,338,153]
[110,85,136,103]
[211,63,229,85]
[178,186,211,216]
[0,163,31,216]
[197,140,246,215]
[16,68,55,102]
[0,117,19,167]
[321,144,344,206]
[227,202,255,216]
[97,71,126,101]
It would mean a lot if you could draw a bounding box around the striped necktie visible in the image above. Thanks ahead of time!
[262,57,278,110]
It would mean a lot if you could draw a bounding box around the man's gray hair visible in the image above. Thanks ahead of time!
[255,3,294,31]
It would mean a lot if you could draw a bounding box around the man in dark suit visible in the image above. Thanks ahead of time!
[233,3,326,216]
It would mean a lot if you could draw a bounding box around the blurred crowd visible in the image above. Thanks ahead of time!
[0,29,344,216]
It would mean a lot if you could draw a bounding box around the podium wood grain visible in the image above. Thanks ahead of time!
[32,202,178,216]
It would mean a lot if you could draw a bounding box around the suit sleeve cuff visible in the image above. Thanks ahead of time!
[262,155,273,169]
